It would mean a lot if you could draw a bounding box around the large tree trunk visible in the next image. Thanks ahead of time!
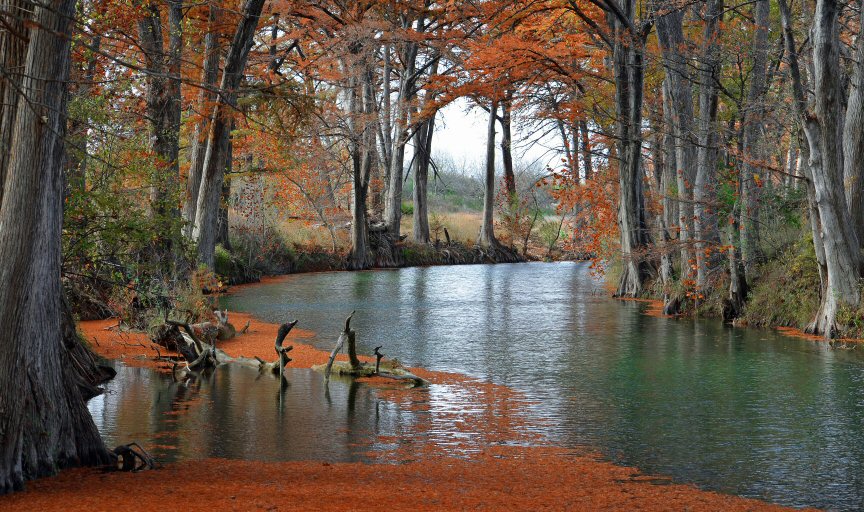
[843,0,864,247]
[656,8,696,281]
[478,100,499,247]
[739,0,770,280]
[383,32,419,236]
[0,0,26,208]
[693,0,724,290]
[412,116,434,244]
[348,61,376,269]
[0,0,113,493]
[780,0,861,336]
[193,0,265,269]
[807,0,862,335]
[658,80,678,292]
[612,2,652,297]
[183,1,221,236]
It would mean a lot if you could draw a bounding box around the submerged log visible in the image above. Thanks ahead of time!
[319,312,426,387]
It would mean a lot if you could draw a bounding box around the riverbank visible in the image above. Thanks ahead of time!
[214,236,580,286]
[3,311,808,511]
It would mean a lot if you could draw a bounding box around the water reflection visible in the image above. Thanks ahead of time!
[89,365,411,463]
[223,262,864,510]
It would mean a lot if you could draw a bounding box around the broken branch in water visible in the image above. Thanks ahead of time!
[319,312,426,387]
[374,346,384,374]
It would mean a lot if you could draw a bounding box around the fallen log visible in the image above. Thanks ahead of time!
[158,312,297,378]
[317,312,426,387]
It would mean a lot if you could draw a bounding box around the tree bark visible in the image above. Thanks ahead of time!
[739,0,770,279]
[780,0,861,336]
[656,7,696,281]
[693,0,724,289]
[0,0,113,493]
[843,0,864,247]
[193,0,265,269]
[0,0,26,209]
[611,2,652,297]
[383,25,419,236]
[348,60,376,269]
[412,57,439,245]
[412,116,434,244]
[658,79,678,290]
[478,100,499,247]
[501,92,516,199]
[138,0,183,266]
[183,1,221,236]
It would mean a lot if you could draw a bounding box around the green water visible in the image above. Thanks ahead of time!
[219,262,864,510]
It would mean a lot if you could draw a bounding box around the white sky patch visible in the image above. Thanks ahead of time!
[429,97,564,177]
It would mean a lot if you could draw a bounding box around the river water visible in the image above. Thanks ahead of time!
[91,262,864,510]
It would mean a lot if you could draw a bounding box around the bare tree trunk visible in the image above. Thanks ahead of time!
[217,132,232,251]
[0,0,113,493]
[478,100,499,247]
[579,119,593,179]
[844,0,864,247]
[501,91,516,199]
[348,58,376,269]
[656,7,695,280]
[183,1,221,236]
[377,44,392,218]
[412,116,434,244]
[65,33,99,197]
[0,0,26,208]
[780,0,861,336]
[383,35,419,235]
[612,2,652,297]
[193,0,265,269]
[693,0,724,289]
[659,80,677,290]
[411,57,439,245]
[739,0,770,279]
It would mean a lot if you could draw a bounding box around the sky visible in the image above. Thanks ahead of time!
[429,97,563,177]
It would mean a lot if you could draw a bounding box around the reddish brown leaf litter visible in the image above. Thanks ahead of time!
[1,447,802,511]
[40,313,808,511]
[80,318,169,370]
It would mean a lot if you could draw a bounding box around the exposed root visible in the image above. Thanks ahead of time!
[112,443,155,472]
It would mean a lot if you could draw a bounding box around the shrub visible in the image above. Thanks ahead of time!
[743,237,821,329]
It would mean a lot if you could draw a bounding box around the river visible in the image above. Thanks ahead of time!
[90,262,864,510]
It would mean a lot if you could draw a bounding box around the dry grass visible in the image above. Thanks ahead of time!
[275,218,347,250]
[401,211,483,244]
[259,212,485,250]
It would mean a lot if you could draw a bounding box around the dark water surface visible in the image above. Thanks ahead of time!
[214,262,864,510]
[89,365,415,462]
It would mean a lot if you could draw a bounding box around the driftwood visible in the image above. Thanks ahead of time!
[317,312,426,387]
[157,311,297,378]
[324,311,357,380]
[374,346,384,374]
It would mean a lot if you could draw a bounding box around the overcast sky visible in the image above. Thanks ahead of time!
[428,97,562,177]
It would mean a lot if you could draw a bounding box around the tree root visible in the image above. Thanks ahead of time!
[112,443,155,472]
